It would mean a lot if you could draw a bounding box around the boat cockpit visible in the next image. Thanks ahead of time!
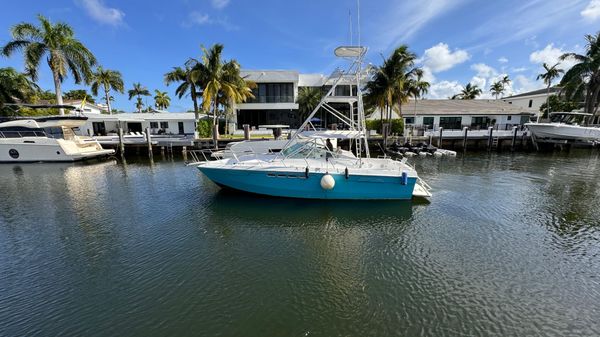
[549,112,592,125]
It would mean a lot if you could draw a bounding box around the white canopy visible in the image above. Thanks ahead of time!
[334,46,367,58]
[300,130,362,139]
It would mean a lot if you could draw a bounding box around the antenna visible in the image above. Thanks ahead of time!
[349,10,353,45]
[357,0,361,47]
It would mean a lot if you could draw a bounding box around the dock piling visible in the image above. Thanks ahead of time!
[243,124,250,140]
[462,127,468,151]
[511,126,518,151]
[118,128,125,156]
[145,127,153,157]
[487,127,494,151]
[438,127,443,148]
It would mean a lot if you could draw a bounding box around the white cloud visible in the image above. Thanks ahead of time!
[529,43,578,70]
[427,80,464,99]
[372,0,468,51]
[211,0,230,9]
[498,57,508,63]
[184,11,239,30]
[76,0,124,26]
[511,67,528,73]
[188,11,211,25]
[513,75,543,94]
[421,43,470,73]
[471,63,497,78]
[581,0,600,20]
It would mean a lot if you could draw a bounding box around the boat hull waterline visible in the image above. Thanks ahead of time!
[526,123,600,142]
[198,166,417,200]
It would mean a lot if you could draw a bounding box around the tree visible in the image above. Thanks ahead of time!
[490,81,504,99]
[193,44,255,138]
[537,62,564,122]
[560,31,600,124]
[500,75,511,95]
[1,14,97,115]
[0,67,39,115]
[408,72,430,129]
[454,83,482,99]
[63,89,95,103]
[365,45,422,134]
[164,64,201,121]
[90,66,123,114]
[154,90,170,110]
[539,95,580,117]
[128,82,150,113]
[297,87,322,122]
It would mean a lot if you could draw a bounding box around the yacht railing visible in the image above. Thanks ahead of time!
[0,130,47,138]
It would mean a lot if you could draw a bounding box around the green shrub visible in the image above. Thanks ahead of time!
[365,119,404,135]
[196,119,212,138]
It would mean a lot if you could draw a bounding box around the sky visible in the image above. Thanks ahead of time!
[0,0,599,112]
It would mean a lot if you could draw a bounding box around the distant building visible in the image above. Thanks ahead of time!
[77,112,209,137]
[234,70,356,130]
[502,87,561,111]
[368,99,536,131]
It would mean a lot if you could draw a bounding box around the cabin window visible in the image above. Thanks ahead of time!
[160,122,169,129]
[150,122,158,128]
[528,99,533,108]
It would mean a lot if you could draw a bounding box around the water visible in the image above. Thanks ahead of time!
[1,151,600,337]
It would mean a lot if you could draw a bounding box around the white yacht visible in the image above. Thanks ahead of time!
[190,46,431,200]
[0,115,115,162]
[526,112,600,143]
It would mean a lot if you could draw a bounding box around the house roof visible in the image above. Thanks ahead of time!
[503,86,561,99]
[368,99,537,119]
[241,70,299,83]
[85,112,210,121]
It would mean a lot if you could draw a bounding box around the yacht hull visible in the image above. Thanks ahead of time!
[0,138,114,162]
[198,166,416,200]
[526,123,600,142]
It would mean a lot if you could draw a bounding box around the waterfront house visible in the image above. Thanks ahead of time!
[368,99,536,132]
[502,87,561,111]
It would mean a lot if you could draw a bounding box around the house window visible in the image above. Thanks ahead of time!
[528,99,533,108]
[439,117,462,130]
[423,117,434,128]
[160,122,169,129]
[404,117,415,124]
[507,116,512,121]
[150,122,158,128]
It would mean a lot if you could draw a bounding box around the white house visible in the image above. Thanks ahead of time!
[77,112,206,137]
[502,87,561,112]
[368,99,536,131]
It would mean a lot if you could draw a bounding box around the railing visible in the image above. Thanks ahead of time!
[0,130,47,138]
[408,123,528,132]
[245,95,295,104]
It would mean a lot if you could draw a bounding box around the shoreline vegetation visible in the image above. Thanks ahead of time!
[0,14,598,137]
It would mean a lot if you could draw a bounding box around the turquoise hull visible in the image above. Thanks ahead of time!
[197,166,416,200]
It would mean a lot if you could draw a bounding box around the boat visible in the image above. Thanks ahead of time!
[525,112,600,143]
[190,46,431,200]
[0,115,115,162]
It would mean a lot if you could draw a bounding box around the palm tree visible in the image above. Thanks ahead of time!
[164,65,201,121]
[0,67,39,115]
[128,82,151,113]
[560,31,600,124]
[90,66,124,114]
[1,14,97,115]
[365,45,421,135]
[455,83,482,100]
[297,87,323,122]
[193,44,255,137]
[490,81,504,99]
[537,62,564,122]
[408,72,430,129]
[500,75,511,95]
[154,90,170,110]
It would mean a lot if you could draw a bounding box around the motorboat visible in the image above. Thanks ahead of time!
[0,115,115,162]
[189,46,431,200]
[525,112,600,143]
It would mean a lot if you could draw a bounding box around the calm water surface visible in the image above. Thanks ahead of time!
[1,151,600,336]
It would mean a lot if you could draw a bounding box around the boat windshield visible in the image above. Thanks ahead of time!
[281,141,329,159]
[550,113,588,125]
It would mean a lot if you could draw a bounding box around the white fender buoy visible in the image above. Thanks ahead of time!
[320,174,335,190]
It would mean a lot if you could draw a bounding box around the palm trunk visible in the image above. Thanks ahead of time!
[191,83,199,122]
[104,88,112,115]
[589,86,600,125]
[52,69,64,115]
